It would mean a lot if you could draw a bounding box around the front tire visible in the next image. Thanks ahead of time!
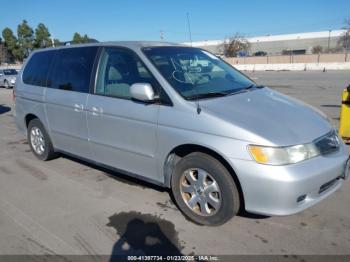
[4,80,10,89]
[171,152,240,226]
[27,119,56,161]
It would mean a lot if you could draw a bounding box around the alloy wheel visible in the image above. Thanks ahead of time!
[30,127,45,155]
[180,168,222,216]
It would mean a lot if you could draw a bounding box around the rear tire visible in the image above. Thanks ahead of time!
[27,119,56,161]
[171,152,240,226]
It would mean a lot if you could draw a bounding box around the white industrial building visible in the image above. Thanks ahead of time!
[184,30,348,55]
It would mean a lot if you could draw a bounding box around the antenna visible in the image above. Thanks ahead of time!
[196,100,201,114]
[186,12,193,46]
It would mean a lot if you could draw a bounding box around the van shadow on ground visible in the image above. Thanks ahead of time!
[0,104,11,115]
[107,211,184,261]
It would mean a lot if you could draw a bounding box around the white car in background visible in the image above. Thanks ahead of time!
[0,69,18,89]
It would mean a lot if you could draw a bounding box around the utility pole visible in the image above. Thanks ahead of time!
[346,31,349,62]
[186,12,193,46]
[327,30,331,52]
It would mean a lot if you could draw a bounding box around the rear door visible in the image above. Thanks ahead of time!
[86,47,161,181]
[45,46,98,159]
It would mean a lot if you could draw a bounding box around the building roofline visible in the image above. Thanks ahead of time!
[184,29,347,47]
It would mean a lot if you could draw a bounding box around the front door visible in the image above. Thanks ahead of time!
[86,47,160,181]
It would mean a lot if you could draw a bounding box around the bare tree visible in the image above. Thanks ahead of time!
[338,19,350,51]
[326,46,343,53]
[312,45,323,54]
[222,33,250,57]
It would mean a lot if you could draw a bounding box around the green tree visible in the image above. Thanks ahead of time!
[17,20,34,58]
[2,27,19,61]
[72,32,83,44]
[2,27,17,51]
[34,23,51,48]
[72,32,91,44]
[53,38,61,47]
[12,48,25,61]
[82,34,90,43]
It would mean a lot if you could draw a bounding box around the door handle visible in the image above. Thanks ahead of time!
[74,104,84,112]
[91,106,103,116]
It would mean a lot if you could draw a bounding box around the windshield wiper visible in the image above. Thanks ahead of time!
[244,84,265,90]
[224,84,264,96]
[185,91,231,101]
[185,84,265,100]
[244,84,255,90]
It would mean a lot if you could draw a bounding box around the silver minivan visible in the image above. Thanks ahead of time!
[14,42,350,225]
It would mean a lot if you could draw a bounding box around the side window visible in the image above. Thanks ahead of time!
[95,47,157,99]
[50,47,98,93]
[23,51,55,87]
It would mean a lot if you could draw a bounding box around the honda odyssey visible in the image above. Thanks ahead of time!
[14,42,350,225]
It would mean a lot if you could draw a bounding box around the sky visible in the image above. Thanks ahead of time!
[1,0,349,43]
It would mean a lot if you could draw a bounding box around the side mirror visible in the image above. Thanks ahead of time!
[130,83,155,102]
[347,84,350,93]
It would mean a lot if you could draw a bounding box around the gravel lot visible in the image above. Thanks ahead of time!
[0,71,349,257]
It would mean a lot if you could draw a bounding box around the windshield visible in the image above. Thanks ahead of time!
[3,69,18,75]
[143,47,255,100]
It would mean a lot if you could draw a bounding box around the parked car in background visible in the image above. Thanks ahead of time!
[0,69,18,88]
[237,50,249,57]
[253,51,267,56]
[14,42,350,226]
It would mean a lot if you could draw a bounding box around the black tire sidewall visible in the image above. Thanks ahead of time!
[27,119,54,161]
[171,152,240,226]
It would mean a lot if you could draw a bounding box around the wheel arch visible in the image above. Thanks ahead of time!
[25,113,40,128]
[163,143,245,210]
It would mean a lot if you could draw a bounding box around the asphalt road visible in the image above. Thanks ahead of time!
[0,71,350,257]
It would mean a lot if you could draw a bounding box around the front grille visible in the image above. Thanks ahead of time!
[314,131,340,155]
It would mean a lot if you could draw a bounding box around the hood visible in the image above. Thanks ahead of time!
[200,87,332,146]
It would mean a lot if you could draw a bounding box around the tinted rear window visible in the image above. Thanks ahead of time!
[23,50,56,87]
[49,47,98,93]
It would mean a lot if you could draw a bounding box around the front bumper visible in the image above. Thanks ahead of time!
[230,143,349,216]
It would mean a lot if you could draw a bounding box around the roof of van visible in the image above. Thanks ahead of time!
[31,41,184,53]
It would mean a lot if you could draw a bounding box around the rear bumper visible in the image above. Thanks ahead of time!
[230,143,349,216]
[13,97,27,136]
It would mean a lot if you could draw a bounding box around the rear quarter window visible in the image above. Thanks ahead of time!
[23,50,56,87]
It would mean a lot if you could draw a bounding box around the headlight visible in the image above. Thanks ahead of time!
[248,143,320,165]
